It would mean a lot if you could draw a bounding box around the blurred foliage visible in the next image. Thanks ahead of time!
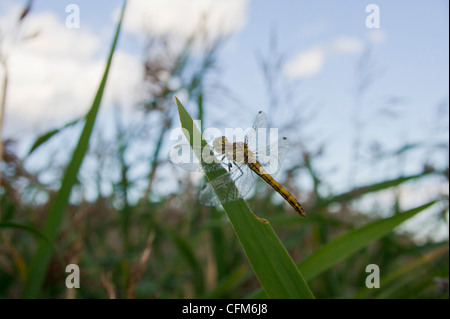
[0,3,448,299]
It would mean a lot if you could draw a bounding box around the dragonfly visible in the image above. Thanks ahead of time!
[169,111,305,217]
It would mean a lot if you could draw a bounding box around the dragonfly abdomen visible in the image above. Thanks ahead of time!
[248,162,306,217]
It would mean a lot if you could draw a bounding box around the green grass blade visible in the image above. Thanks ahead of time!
[175,97,314,299]
[353,243,449,298]
[157,222,205,296]
[0,222,51,245]
[26,117,82,156]
[299,201,437,281]
[22,1,127,298]
[209,207,228,281]
[250,200,437,298]
[203,264,250,298]
[316,172,437,207]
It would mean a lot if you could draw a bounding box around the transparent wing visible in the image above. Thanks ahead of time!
[245,111,268,153]
[199,164,255,206]
[255,137,289,176]
[169,141,224,173]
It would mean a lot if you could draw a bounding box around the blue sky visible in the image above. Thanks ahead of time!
[2,1,447,131]
[0,0,448,235]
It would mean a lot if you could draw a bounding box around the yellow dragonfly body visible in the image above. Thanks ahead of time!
[211,135,305,217]
[170,111,305,217]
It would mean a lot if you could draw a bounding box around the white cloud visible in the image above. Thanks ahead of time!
[283,35,365,80]
[329,36,365,54]
[1,8,142,137]
[122,0,249,39]
[0,0,250,136]
[283,47,325,79]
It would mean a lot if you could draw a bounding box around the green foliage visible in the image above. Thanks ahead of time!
[26,118,82,157]
[21,2,127,298]
[0,1,447,300]
[300,201,437,280]
[176,97,314,298]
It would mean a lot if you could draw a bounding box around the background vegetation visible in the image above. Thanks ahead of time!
[0,2,448,299]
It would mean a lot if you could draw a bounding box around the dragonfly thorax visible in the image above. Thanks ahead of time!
[170,111,304,217]
[212,136,256,164]
[212,136,228,152]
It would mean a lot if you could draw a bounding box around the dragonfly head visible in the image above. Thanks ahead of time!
[212,136,228,154]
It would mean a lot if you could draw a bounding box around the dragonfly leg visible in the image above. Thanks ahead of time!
[233,163,244,181]
[220,155,233,172]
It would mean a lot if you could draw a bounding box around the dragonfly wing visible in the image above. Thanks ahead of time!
[199,164,254,206]
[169,141,224,172]
[255,137,289,176]
[245,111,268,152]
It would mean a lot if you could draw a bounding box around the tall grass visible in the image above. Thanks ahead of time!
[21,1,127,298]
[175,97,314,298]
[0,2,448,299]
